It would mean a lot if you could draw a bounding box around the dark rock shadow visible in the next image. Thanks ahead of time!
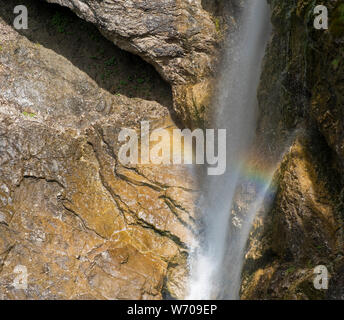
[0,0,174,112]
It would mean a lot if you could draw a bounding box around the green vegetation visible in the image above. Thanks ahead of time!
[22,111,36,118]
[336,3,344,21]
[214,18,221,33]
[105,56,117,66]
[307,260,312,269]
[51,12,69,34]
[332,58,340,70]
[286,266,296,275]
[330,3,344,37]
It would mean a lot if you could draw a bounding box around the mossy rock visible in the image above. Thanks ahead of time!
[330,3,344,38]
[297,280,326,300]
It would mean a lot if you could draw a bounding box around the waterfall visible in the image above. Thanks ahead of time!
[187,0,272,300]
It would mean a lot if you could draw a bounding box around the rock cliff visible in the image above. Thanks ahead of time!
[241,0,344,300]
[0,0,201,299]
[1,0,343,301]
[44,0,224,128]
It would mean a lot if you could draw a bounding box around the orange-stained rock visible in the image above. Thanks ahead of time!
[0,2,198,299]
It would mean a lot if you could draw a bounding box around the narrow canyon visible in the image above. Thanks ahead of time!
[0,0,343,300]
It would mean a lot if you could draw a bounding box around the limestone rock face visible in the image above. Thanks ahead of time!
[242,133,343,300]
[0,0,198,299]
[44,0,222,127]
[241,0,344,300]
[45,0,216,84]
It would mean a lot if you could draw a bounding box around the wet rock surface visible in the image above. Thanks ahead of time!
[0,0,198,299]
[241,0,344,300]
[42,0,230,128]
[43,0,217,85]
[1,0,343,301]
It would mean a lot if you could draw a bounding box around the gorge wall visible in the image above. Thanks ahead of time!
[241,0,344,300]
[0,0,343,300]
[44,0,224,129]
[0,0,208,299]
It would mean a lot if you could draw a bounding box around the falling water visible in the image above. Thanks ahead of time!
[187,0,272,299]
